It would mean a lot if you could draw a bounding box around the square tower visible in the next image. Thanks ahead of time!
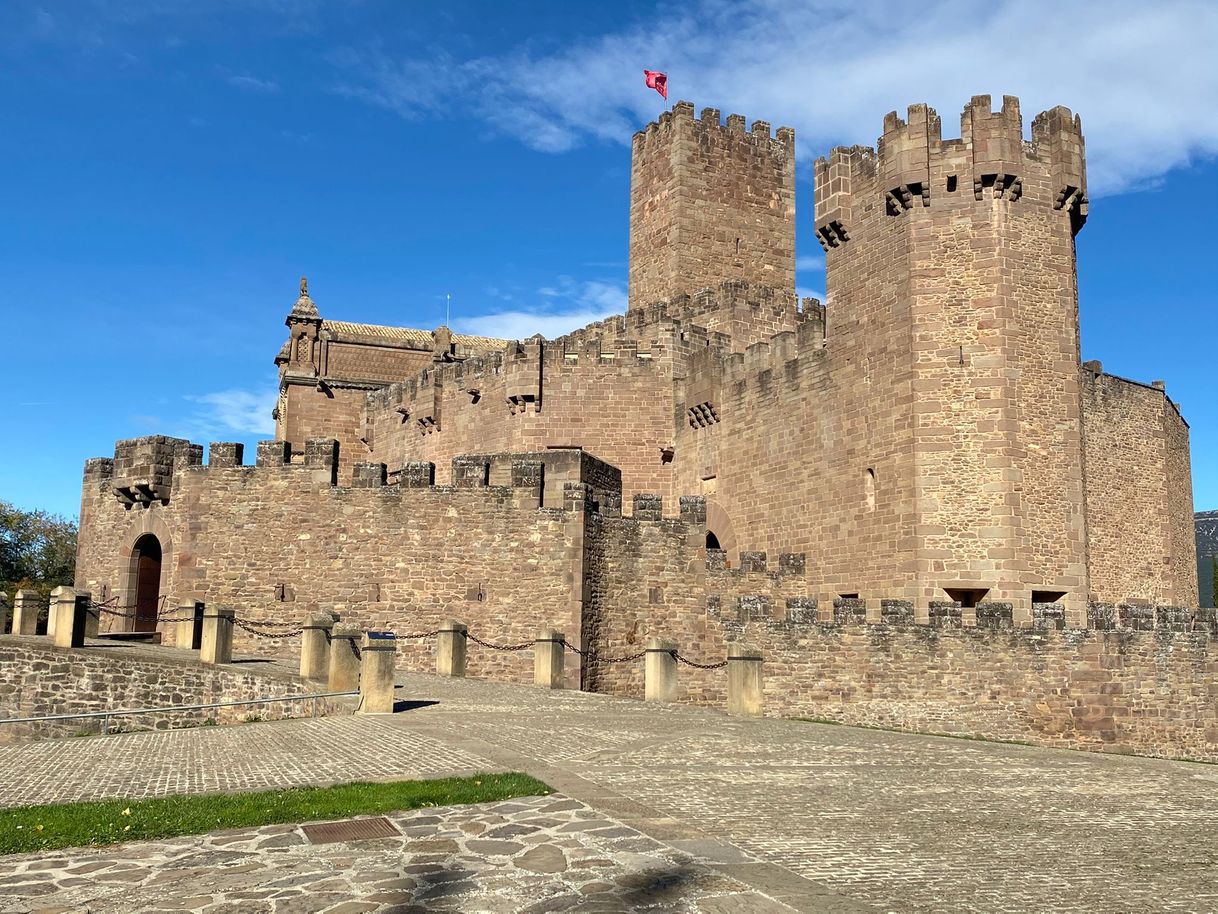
[628,101,796,309]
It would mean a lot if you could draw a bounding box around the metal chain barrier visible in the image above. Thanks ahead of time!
[234,616,301,630]
[66,602,734,675]
[466,632,534,652]
[232,618,304,640]
[155,611,198,623]
[560,639,648,664]
[87,598,136,619]
[673,651,728,670]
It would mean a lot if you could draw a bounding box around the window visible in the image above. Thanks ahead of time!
[706,531,722,550]
[865,468,876,511]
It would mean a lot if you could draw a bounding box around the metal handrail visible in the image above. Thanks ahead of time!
[0,690,358,735]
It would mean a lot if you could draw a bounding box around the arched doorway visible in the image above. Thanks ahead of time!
[706,531,722,550]
[131,534,162,633]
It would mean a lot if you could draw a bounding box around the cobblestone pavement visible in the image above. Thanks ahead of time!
[4,671,1218,912]
[0,794,799,914]
[387,674,1218,914]
[0,715,492,807]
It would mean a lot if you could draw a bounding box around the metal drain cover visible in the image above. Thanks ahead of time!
[302,816,401,845]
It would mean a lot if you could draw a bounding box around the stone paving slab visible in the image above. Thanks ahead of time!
[0,794,800,913]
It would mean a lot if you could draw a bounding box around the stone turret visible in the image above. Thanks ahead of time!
[629,100,796,310]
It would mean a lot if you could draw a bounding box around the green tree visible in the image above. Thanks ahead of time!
[0,500,77,608]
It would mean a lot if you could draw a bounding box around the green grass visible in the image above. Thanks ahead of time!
[0,772,550,856]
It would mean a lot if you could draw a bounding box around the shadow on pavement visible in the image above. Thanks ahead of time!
[392,699,440,713]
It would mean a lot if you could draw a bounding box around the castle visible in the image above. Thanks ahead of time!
[72,95,1207,754]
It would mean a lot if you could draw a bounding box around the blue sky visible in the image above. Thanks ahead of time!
[1,0,1215,519]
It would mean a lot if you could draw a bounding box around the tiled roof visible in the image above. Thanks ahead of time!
[323,320,508,353]
[452,331,514,351]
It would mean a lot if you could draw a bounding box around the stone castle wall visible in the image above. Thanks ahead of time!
[76,440,593,687]
[73,435,1215,760]
[279,383,369,482]
[1081,368,1198,606]
[361,334,679,508]
[572,495,1218,762]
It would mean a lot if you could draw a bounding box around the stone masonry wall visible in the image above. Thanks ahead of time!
[581,499,808,706]
[1165,396,1199,606]
[0,637,341,742]
[577,499,1218,761]
[280,383,369,482]
[75,440,588,685]
[1081,369,1197,606]
[364,335,679,508]
[733,616,1218,762]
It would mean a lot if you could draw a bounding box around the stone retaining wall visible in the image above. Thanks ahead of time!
[0,637,346,742]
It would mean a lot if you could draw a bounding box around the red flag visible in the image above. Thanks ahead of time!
[643,70,668,99]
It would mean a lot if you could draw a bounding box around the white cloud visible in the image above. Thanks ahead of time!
[453,277,626,340]
[181,388,277,441]
[796,254,824,271]
[228,74,279,93]
[335,0,1218,195]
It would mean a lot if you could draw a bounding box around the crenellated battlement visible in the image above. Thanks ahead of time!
[558,279,806,358]
[360,328,679,435]
[87,436,640,518]
[94,436,203,507]
[682,301,828,417]
[632,100,795,157]
[814,94,1088,249]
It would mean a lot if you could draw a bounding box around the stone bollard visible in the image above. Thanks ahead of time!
[644,638,678,702]
[328,623,363,692]
[83,596,100,638]
[436,619,468,677]
[52,588,90,649]
[534,628,565,689]
[200,607,236,664]
[0,592,9,634]
[357,632,397,715]
[300,612,336,680]
[45,590,59,638]
[12,590,41,635]
[726,643,764,716]
[172,602,205,650]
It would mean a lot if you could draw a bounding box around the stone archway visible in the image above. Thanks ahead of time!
[130,534,162,633]
[117,512,175,633]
